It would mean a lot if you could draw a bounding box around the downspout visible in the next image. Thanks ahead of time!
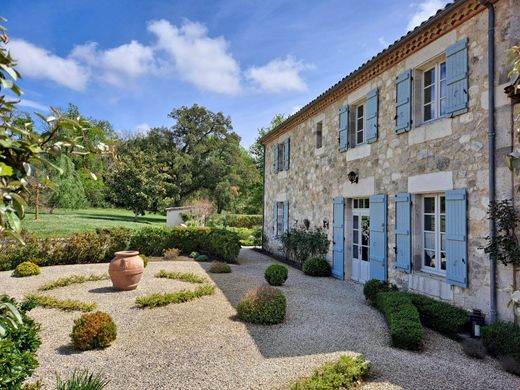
[262,144,266,250]
[479,0,497,323]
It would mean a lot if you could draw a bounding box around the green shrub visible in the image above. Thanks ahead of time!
[189,251,200,258]
[71,311,117,351]
[164,227,209,255]
[51,232,107,265]
[280,225,330,264]
[408,293,469,338]
[141,254,149,268]
[195,254,209,262]
[0,296,41,388]
[155,270,207,283]
[207,214,262,228]
[25,294,96,312]
[136,285,216,308]
[128,227,169,257]
[39,274,110,291]
[290,355,370,390]
[205,229,241,262]
[376,291,424,351]
[12,261,41,277]
[236,286,286,325]
[265,264,288,286]
[96,227,133,262]
[482,322,520,361]
[302,257,331,277]
[55,369,110,390]
[363,279,397,305]
[208,261,232,273]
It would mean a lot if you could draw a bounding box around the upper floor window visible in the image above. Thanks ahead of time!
[277,142,285,170]
[423,61,446,122]
[422,194,446,274]
[355,104,365,145]
[316,121,323,149]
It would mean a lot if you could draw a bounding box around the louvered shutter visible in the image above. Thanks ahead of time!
[446,189,468,288]
[283,201,289,232]
[273,202,278,236]
[273,144,279,172]
[365,88,379,143]
[445,38,469,116]
[338,105,349,152]
[369,194,388,281]
[394,193,411,273]
[284,138,290,171]
[395,70,412,133]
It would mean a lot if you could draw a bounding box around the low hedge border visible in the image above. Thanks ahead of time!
[376,291,424,351]
[482,322,520,361]
[0,226,241,271]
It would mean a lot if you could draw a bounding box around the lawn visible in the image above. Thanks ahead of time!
[22,208,166,237]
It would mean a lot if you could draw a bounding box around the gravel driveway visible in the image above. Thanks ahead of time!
[1,248,519,390]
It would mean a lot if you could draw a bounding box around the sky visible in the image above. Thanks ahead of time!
[2,0,449,147]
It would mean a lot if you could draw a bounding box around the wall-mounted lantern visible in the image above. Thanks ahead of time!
[323,220,329,229]
[347,171,359,184]
[470,309,485,338]
[303,219,310,229]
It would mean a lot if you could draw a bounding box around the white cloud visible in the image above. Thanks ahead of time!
[18,99,48,111]
[148,19,241,95]
[291,105,302,114]
[246,56,310,94]
[9,39,89,91]
[378,37,390,47]
[135,122,151,135]
[407,0,449,31]
[70,41,156,86]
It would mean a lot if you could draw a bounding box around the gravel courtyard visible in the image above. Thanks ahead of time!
[1,248,519,390]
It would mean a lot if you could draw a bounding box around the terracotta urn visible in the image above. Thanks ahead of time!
[108,251,144,290]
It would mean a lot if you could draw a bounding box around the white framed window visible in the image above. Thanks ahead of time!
[316,121,323,149]
[276,201,284,235]
[422,61,447,122]
[355,104,365,145]
[422,194,446,274]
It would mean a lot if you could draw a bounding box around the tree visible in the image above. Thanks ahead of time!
[0,17,107,241]
[49,155,87,209]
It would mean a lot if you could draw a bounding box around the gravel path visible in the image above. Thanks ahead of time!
[1,248,519,390]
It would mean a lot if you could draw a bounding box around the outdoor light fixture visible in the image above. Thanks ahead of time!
[470,309,485,338]
[347,171,359,184]
[323,220,329,229]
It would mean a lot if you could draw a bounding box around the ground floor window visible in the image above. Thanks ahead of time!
[422,194,446,273]
[276,201,284,236]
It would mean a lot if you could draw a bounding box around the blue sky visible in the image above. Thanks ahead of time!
[2,0,448,147]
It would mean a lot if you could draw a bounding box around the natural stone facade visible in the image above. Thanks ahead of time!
[262,0,520,321]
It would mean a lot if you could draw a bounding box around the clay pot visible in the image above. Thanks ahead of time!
[108,251,144,290]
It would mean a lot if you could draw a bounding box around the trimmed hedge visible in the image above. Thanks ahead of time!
[237,286,286,325]
[409,293,469,338]
[363,280,397,305]
[0,226,241,269]
[482,322,520,361]
[302,257,331,277]
[265,264,288,286]
[376,291,424,351]
[207,214,262,228]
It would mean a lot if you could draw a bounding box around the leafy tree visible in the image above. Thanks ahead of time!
[0,17,106,241]
[49,155,87,209]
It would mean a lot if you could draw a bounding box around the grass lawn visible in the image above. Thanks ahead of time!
[22,208,166,237]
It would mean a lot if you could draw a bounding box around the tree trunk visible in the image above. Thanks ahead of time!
[35,186,40,220]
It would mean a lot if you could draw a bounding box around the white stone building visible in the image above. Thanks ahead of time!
[261,0,520,322]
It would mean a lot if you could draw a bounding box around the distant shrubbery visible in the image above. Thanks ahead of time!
[207,214,262,228]
[0,226,241,270]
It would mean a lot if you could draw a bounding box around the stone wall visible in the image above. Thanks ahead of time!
[263,0,519,321]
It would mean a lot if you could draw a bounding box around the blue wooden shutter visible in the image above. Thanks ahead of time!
[446,189,468,287]
[332,197,345,279]
[395,70,412,133]
[365,88,378,143]
[273,202,278,236]
[283,201,289,232]
[284,138,290,171]
[369,194,388,281]
[338,105,349,152]
[394,193,411,273]
[445,38,468,116]
[273,144,279,172]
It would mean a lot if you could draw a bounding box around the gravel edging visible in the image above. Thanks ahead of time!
[1,250,519,390]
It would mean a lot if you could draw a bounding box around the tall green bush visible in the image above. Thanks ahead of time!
[482,322,520,361]
[280,225,330,264]
[49,155,88,209]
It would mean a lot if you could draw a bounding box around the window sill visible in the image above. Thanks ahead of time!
[417,268,446,280]
[409,116,452,145]
[346,143,371,162]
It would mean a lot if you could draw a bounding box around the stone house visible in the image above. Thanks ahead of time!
[260,0,520,322]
